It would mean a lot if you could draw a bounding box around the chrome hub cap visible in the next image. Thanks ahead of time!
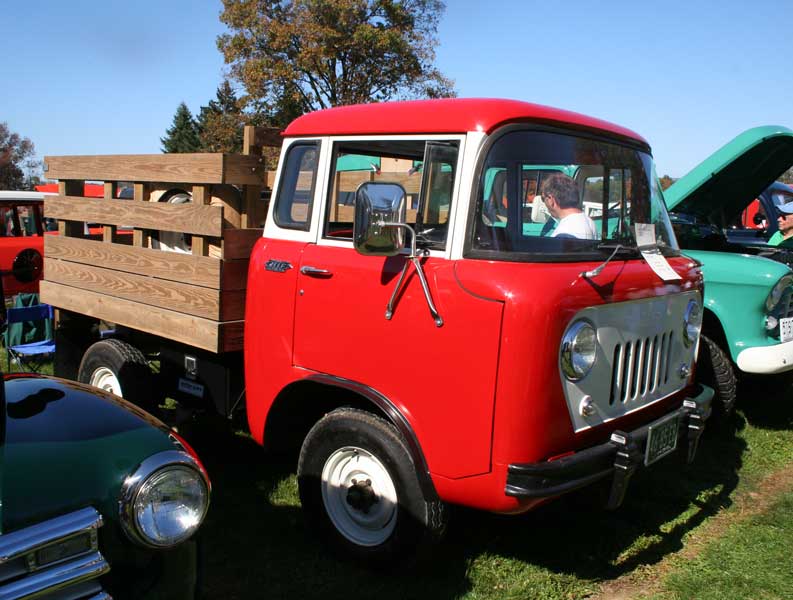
[90,367,122,396]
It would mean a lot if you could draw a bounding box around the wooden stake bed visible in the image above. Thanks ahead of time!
[40,128,278,353]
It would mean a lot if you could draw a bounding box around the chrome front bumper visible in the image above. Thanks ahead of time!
[506,384,713,509]
[736,338,793,374]
[0,507,110,599]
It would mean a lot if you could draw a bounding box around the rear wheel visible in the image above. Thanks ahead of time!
[78,339,156,411]
[697,334,737,415]
[297,408,447,564]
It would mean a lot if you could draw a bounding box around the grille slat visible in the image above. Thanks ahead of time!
[610,330,675,405]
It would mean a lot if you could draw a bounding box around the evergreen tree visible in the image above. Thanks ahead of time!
[197,81,245,153]
[161,103,200,153]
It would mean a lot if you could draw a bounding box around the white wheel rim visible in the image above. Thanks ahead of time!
[156,194,191,253]
[320,446,398,547]
[90,367,122,396]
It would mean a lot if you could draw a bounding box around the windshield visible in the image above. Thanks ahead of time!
[469,130,679,260]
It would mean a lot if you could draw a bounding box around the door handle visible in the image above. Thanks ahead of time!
[300,265,332,276]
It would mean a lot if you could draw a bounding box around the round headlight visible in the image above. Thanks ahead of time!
[765,275,793,312]
[120,451,210,548]
[561,321,597,381]
[683,299,702,348]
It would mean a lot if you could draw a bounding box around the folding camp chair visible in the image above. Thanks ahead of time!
[4,303,55,373]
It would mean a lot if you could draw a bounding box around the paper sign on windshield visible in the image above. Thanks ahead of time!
[635,223,681,282]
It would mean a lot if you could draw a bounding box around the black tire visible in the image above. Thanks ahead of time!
[77,339,156,411]
[697,334,737,415]
[297,407,447,564]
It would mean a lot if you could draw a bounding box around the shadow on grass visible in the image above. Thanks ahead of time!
[179,409,749,600]
[736,375,793,430]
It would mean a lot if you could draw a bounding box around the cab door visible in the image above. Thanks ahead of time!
[292,137,504,479]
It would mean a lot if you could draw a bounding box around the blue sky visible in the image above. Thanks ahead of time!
[4,0,793,177]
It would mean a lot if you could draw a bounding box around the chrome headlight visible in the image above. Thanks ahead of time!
[683,299,702,348]
[561,320,597,380]
[120,451,210,548]
[765,274,793,312]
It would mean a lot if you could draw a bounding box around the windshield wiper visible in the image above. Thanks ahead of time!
[582,243,638,279]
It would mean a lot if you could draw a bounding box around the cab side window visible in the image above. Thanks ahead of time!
[324,139,458,250]
[274,142,319,231]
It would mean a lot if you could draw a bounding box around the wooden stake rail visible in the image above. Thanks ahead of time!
[44,153,266,186]
[41,126,279,353]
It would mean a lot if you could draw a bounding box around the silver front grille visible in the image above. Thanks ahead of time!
[0,507,110,599]
[560,291,700,432]
[610,331,675,404]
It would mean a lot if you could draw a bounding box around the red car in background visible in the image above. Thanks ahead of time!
[0,191,52,296]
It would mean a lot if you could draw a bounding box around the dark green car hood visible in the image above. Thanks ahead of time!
[665,126,793,223]
[1,375,175,533]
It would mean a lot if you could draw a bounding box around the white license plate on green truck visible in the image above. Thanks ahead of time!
[644,413,679,466]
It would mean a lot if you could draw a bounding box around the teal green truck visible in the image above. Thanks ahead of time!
[664,126,793,410]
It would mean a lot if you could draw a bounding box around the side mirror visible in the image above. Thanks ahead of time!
[753,213,766,226]
[353,182,407,256]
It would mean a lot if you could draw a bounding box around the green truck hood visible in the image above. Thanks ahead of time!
[686,248,790,288]
[665,126,793,221]
[2,375,175,533]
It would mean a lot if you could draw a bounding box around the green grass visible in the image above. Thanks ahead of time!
[9,343,790,600]
[658,491,793,600]
[177,382,793,600]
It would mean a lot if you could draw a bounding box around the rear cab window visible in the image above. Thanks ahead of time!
[273,142,320,231]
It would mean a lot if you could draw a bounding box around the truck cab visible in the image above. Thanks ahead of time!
[243,99,713,560]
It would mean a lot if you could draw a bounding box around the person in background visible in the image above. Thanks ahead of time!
[541,173,597,239]
[768,203,793,248]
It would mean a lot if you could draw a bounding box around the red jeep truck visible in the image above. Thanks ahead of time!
[43,99,712,561]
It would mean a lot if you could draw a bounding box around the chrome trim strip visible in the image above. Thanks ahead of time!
[0,508,102,565]
[118,450,211,549]
[0,551,109,600]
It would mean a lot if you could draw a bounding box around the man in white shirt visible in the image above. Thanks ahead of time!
[541,173,597,240]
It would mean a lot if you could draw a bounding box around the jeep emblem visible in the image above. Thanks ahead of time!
[265,259,293,273]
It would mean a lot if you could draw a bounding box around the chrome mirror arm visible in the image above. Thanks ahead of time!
[380,221,443,327]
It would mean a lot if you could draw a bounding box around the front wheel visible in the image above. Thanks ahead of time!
[297,408,447,564]
[78,339,156,411]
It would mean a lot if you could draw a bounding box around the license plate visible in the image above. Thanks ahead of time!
[781,317,793,343]
[178,378,205,399]
[644,414,679,466]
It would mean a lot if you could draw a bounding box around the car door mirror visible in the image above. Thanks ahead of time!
[353,182,407,256]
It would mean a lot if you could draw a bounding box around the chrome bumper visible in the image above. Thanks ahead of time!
[0,507,110,600]
[506,384,714,508]
[736,338,793,374]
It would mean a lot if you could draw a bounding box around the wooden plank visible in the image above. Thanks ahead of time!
[219,320,245,353]
[40,281,236,352]
[103,182,118,242]
[249,126,283,149]
[45,195,223,236]
[45,236,223,289]
[191,184,210,257]
[57,181,85,237]
[132,183,150,247]
[242,185,264,228]
[222,228,262,260]
[45,259,245,321]
[44,154,266,186]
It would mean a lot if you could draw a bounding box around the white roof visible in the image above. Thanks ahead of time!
[0,191,50,201]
